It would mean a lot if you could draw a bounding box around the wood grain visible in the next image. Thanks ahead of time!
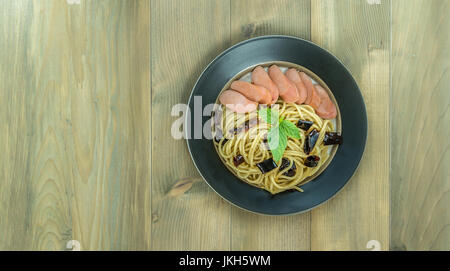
[1,0,448,251]
[0,0,150,250]
[310,0,390,250]
[230,0,310,43]
[150,0,231,250]
[230,0,311,251]
[391,0,449,251]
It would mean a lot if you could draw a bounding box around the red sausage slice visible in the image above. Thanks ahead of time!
[299,72,316,105]
[268,65,299,103]
[219,90,258,113]
[285,68,308,104]
[314,85,337,119]
[230,80,272,104]
[251,66,279,104]
[309,88,322,110]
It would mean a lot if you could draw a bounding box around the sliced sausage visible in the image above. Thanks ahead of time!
[308,88,322,110]
[268,65,299,103]
[251,66,279,104]
[314,85,337,119]
[299,72,316,105]
[285,68,308,104]
[230,80,272,104]
[219,90,258,113]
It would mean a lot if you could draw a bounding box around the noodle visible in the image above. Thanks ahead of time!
[212,100,334,194]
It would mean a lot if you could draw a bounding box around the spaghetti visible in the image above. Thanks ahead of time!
[212,100,334,194]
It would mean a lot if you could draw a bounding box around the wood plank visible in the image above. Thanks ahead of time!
[310,0,390,250]
[230,0,310,43]
[150,0,231,250]
[391,0,449,251]
[0,0,151,250]
[230,0,311,251]
[0,0,42,250]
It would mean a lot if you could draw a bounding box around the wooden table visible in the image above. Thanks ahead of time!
[0,0,448,251]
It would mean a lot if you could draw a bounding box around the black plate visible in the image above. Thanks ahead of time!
[186,35,367,215]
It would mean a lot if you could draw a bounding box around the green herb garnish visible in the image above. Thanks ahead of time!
[258,107,302,163]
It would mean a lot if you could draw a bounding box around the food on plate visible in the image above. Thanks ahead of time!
[230,80,272,104]
[213,64,341,194]
[268,65,299,103]
[304,155,320,168]
[251,66,279,104]
[296,119,314,131]
[285,68,308,104]
[299,72,315,104]
[314,84,337,119]
[323,132,343,145]
[218,90,258,113]
[298,72,321,110]
[304,129,320,155]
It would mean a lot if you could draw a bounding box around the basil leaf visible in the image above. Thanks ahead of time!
[267,126,287,163]
[258,107,279,125]
[280,119,301,139]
